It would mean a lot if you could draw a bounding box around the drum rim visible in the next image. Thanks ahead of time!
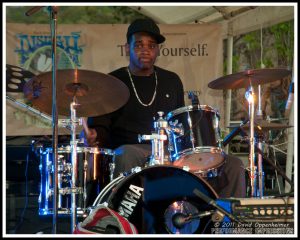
[43,146,115,155]
[170,146,224,160]
[166,104,219,119]
[92,175,125,207]
[171,148,225,170]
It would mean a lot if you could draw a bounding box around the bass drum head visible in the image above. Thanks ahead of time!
[106,165,218,234]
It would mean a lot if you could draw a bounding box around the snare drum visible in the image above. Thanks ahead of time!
[38,146,115,216]
[166,105,225,177]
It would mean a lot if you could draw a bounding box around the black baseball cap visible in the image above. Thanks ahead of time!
[126,18,166,44]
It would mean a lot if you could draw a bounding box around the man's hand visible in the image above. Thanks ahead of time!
[82,117,98,146]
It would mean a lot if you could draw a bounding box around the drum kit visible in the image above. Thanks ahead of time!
[6,64,293,233]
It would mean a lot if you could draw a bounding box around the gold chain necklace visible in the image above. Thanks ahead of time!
[127,67,157,107]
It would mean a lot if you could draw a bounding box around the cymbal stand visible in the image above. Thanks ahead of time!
[256,85,265,197]
[69,97,83,232]
[6,95,73,132]
[49,6,59,234]
[245,84,257,197]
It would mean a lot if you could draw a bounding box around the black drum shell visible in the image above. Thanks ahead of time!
[105,165,218,234]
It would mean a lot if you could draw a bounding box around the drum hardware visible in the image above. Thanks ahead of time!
[222,118,249,147]
[193,166,219,178]
[108,161,115,185]
[168,207,215,233]
[226,127,294,194]
[256,84,264,198]
[49,187,84,195]
[164,201,201,234]
[83,158,88,210]
[24,71,128,233]
[139,111,169,166]
[153,111,168,165]
[138,133,168,166]
[244,84,258,198]
[254,146,293,191]
[38,146,116,217]
[209,68,292,198]
[188,91,200,105]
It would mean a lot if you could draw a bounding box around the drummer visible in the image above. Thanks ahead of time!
[82,18,246,199]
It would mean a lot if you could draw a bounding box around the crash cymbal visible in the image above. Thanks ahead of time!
[208,68,291,89]
[23,69,130,117]
[228,120,292,131]
[6,64,35,92]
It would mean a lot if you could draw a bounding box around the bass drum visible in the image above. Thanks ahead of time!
[99,166,218,234]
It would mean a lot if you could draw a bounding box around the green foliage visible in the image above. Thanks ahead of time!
[269,21,294,68]
[224,20,293,73]
[242,32,260,51]
[6,6,146,24]
[223,55,240,75]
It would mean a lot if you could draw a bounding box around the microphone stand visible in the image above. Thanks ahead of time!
[255,142,293,190]
[193,189,244,224]
[245,84,257,197]
[256,84,265,197]
[70,98,79,233]
[238,129,294,193]
[49,6,59,234]
[25,6,59,233]
[25,6,44,16]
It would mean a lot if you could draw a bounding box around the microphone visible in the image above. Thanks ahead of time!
[188,91,200,105]
[25,6,58,17]
[193,189,244,223]
[172,211,213,229]
[223,118,249,147]
[285,80,294,118]
[25,6,45,16]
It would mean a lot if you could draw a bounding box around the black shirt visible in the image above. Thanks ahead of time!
[88,66,184,149]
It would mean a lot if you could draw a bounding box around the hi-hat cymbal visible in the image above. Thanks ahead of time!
[208,68,292,89]
[228,120,292,131]
[6,64,35,93]
[23,69,130,117]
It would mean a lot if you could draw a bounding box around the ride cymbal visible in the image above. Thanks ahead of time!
[208,68,292,89]
[23,69,130,117]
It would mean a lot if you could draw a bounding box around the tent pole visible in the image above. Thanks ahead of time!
[224,34,233,154]
[285,92,294,193]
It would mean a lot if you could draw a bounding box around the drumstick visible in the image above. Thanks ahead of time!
[81,117,90,136]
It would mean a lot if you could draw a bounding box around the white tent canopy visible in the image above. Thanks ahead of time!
[130,5,294,38]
